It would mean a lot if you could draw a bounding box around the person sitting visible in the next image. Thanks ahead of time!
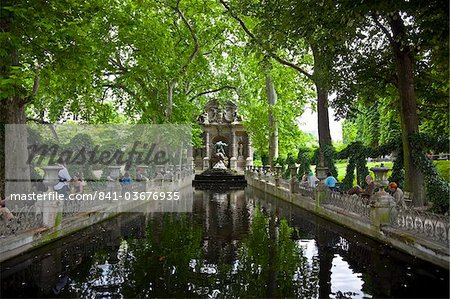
[135,167,148,182]
[388,182,407,209]
[307,171,319,188]
[120,172,132,196]
[301,171,309,187]
[120,172,132,184]
[324,171,338,192]
[0,198,14,221]
[348,175,376,201]
[72,174,84,194]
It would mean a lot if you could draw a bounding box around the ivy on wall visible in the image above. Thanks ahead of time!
[335,135,449,213]
[311,145,338,179]
[410,133,450,213]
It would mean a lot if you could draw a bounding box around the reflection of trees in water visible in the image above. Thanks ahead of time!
[227,208,320,298]
[122,214,203,297]
[113,209,321,298]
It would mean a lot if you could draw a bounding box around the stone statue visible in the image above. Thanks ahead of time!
[217,110,223,123]
[214,140,228,156]
[232,111,239,123]
[204,111,210,124]
[238,143,243,157]
[210,108,217,122]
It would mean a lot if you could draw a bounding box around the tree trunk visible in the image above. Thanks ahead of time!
[265,73,278,169]
[316,83,332,149]
[266,212,278,298]
[389,14,425,206]
[0,7,31,199]
[1,97,30,199]
[312,46,332,168]
[167,79,177,121]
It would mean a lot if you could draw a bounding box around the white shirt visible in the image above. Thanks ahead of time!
[54,165,71,191]
[308,175,319,187]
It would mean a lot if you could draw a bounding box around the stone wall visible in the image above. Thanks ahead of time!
[246,170,449,269]
[0,175,194,263]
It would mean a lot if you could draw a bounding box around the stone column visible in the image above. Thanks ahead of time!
[107,166,122,193]
[205,130,211,158]
[246,137,253,168]
[203,130,210,171]
[274,164,282,188]
[230,157,237,171]
[370,189,396,228]
[289,164,299,193]
[315,181,328,209]
[40,166,64,228]
[231,129,237,158]
[203,157,210,171]
[230,128,237,171]
[257,166,263,179]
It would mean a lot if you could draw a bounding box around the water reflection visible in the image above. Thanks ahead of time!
[0,187,448,298]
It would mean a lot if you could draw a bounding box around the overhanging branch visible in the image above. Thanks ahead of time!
[176,0,200,76]
[219,0,313,81]
[189,85,237,101]
[371,13,395,46]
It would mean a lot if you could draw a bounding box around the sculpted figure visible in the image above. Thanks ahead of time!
[214,140,228,156]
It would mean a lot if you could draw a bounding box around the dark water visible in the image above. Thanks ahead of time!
[1,187,448,298]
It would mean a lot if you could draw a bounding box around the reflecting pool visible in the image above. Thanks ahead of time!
[1,187,448,298]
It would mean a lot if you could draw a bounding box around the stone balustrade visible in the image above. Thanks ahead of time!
[1,164,194,239]
[245,169,450,269]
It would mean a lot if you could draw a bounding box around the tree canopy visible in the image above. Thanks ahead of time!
[1,0,448,207]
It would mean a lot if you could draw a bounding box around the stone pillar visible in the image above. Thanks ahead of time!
[205,131,211,158]
[40,166,64,228]
[107,166,122,194]
[315,166,329,181]
[230,129,237,171]
[315,150,329,181]
[176,165,182,182]
[231,129,237,158]
[289,164,299,193]
[257,166,263,179]
[246,157,253,169]
[191,157,195,174]
[246,137,253,167]
[370,189,396,228]
[315,182,328,209]
[203,157,210,171]
[230,157,237,171]
[274,164,282,188]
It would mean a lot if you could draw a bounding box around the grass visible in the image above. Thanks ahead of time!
[333,160,450,184]
[334,162,393,185]
[435,160,450,182]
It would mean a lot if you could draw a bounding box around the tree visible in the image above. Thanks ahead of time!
[265,69,279,168]
[1,0,118,197]
[219,0,338,168]
[330,0,449,206]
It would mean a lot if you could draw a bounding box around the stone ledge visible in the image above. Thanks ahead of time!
[0,176,194,263]
[247,175,450,270]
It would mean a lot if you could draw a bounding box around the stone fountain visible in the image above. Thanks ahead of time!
[193,141,247,189]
